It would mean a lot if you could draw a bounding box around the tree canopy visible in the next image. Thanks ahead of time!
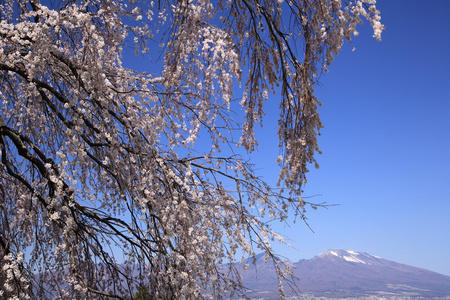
[0,0,383,298]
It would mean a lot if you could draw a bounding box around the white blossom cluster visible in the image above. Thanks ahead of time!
[1,252,29,299]
[0,0,383,299]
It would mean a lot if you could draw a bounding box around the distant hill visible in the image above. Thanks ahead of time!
[237,249,450,299]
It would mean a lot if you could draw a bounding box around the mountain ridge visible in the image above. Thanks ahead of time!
[237,249,450,299]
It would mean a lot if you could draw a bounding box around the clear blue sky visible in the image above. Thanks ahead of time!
[254,1,450,276]
[123,1,450,276]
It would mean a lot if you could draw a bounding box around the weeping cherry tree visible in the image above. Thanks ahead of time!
[0,0,383,298]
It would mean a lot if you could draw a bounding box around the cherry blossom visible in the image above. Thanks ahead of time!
[0,0,383,298]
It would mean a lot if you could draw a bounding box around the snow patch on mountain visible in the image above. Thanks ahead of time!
[317,249,376,264]
[343,255,368,264]
[346,250,359,256]
[329,250,339,256]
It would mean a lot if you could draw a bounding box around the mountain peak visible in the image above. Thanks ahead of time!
[319,249,362,256]
[315,249,381,265]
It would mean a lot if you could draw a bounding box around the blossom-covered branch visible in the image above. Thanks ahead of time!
[0,0,383,298]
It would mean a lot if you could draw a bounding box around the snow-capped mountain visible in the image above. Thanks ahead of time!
[237,249,450,299]
[315,249,382,263]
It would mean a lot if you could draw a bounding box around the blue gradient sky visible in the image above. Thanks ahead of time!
[254,1,450,276]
